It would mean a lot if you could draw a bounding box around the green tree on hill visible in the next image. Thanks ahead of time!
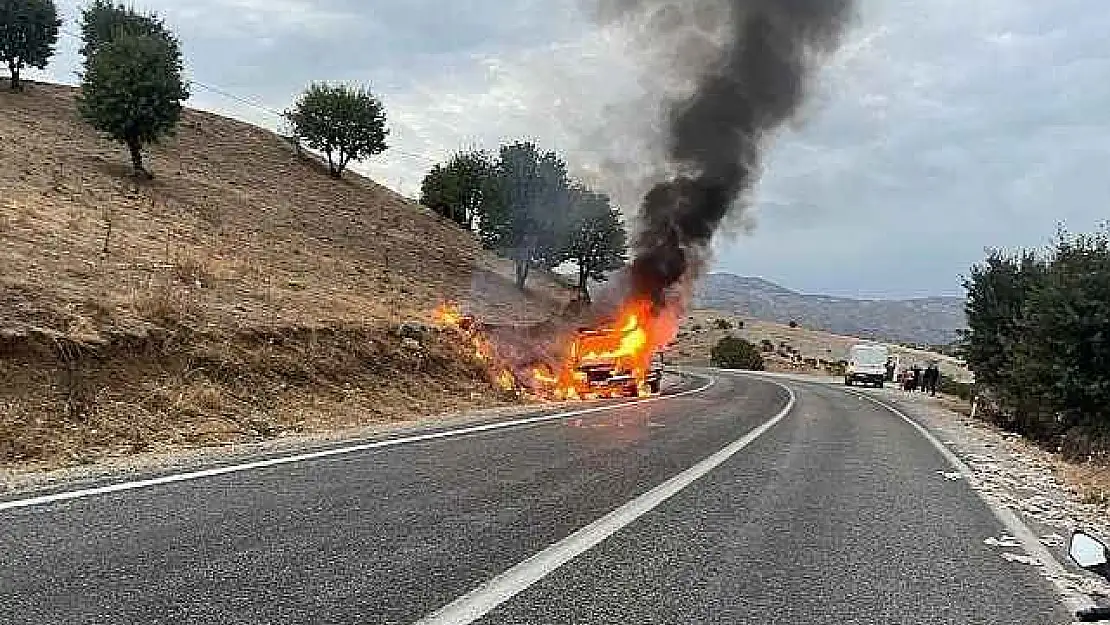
[78,30,189,178]
[420,150,494,229]
[562,186,627,301]
[0,0,61,91]
[482,142,571,289]
[79,0,171,62]
[286,83,389,179]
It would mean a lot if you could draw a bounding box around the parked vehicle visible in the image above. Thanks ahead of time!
[845,343,889,387]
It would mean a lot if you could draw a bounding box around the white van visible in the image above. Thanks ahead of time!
[845,343,889,388]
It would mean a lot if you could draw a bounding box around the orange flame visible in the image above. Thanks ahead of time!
[540,296,679,400]
[533,366,558,386]
[434,302,465,326]
[495,369,516,391]
[434,301,511,389]
[433,296,679,401]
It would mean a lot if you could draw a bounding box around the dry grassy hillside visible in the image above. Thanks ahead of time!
[1,82,567,329]
[0,82,573,470]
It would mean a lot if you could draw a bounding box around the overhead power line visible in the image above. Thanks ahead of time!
[54,26,444,167]
[191,80,286,119]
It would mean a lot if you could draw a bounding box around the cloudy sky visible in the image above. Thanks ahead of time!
[28,0,1110,299]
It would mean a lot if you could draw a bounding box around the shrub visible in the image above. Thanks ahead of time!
[1060,426,1110,465]
[962,228,1110,446]
[788,320,799,329]
[936,374,971,401]
[760,339,774,353]
[710,336,765,371]
[713,318,732,330]
[172,251,213,288]
[1015,231,1110,430]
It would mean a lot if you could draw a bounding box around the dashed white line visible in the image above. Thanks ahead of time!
[413,379,796,625]
[0,376,715,513]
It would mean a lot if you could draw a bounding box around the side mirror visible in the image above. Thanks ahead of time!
[1069,530,1109,570]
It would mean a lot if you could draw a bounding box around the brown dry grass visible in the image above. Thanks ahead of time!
[0,82,569,330]
[0,325,512,469]
[1059,463,1110,509]
[0,82,573,471]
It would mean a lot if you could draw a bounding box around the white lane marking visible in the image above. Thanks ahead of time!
[0,376,715,513]
[842,388,1097,614]
[414,379,796,625]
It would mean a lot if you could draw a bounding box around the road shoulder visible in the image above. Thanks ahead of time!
[854,387,1110,605]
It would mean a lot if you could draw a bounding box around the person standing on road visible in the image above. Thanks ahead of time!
[925,363,939,396]
[911,364,923,392]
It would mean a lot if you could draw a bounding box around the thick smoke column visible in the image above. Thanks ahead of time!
[599,0,855,301]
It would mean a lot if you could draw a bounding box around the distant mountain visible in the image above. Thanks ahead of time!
[693,274,966,346]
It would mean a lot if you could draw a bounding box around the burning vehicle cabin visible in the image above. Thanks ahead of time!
[434,298,672,401]
[570,326,664,398]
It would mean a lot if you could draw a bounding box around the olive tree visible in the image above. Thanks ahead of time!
[79,0,170,61]
[287,83,389,179]
[481,142,571,288]
[0,0,61,91]
[420,150,495,229]
[562,187,627,301]
[78,30,189,177]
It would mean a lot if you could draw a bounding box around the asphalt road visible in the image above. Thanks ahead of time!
[0,373,1067,624]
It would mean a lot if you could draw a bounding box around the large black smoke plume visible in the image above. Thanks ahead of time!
[594,0,855,302]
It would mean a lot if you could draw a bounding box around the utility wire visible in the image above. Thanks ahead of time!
[54,27,443,167]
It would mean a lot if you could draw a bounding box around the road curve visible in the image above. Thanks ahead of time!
[0,373,1066,624]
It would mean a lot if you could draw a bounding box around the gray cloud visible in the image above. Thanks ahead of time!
[26,0,1110,298]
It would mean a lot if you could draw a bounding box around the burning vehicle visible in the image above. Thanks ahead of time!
[567,325,664,399]
[434,297,675,401]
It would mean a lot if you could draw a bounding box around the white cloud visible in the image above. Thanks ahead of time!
[154,0,358,38]
[364,23,671,208]
[25,0,1110,297]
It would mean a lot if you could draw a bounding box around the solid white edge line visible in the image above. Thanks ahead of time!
[413,378,796,625]
[841,387,1096,614]
[0,374,716,513]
